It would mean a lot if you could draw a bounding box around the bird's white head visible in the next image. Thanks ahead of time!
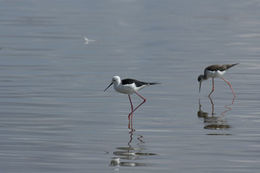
[104,76,121,92]
[112,76,121,85]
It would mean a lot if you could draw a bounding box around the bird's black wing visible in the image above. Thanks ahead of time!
[205,65,225,71]
[121,78,148,87]
[205,63,238,72]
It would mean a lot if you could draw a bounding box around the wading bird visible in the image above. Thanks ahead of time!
[104,76,159,118]
[197,64,238,97]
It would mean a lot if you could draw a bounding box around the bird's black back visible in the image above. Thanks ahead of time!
[205,63,238,72]
[122,78,158,87]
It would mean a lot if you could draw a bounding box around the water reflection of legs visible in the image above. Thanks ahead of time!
[197,97,214,118]
[197,97,231,131]
[128,119,135,146]
[110,116,156,168]
[208,94,235,116]
[221,95,235,116]
[128,117,144,145]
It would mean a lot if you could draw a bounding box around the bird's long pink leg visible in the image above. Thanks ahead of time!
[208,78,215,97]
[128,95,134,119]
[128,91,146,117]
[135,91,147,102]
[220,77,236,97]
[128,115,133,129]
[128,95,134,111]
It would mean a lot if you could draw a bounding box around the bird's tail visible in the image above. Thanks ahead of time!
[226,63,239,69]
[147,82,160,85]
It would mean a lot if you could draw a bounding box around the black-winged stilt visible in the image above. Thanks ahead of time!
[198,63,238,97]
[104,76,159,118]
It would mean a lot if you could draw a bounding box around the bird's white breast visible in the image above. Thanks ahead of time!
[206,70,226,78]
[114,83,136,94]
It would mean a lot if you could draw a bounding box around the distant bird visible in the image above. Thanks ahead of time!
[197,63,238,97]
[104,76,159,118]
[84,37,95,44]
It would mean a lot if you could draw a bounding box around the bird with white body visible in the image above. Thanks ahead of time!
[104,76,159,118]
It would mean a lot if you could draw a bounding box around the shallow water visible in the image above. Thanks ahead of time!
[1,0,260,172]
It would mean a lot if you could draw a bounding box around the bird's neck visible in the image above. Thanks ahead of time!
[202,74,208,80]
[113,80,121,87]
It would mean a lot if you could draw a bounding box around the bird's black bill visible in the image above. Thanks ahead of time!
[104,82,113,92]
[199,81,202,93]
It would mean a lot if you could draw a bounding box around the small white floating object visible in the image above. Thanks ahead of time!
[84,37,96,44]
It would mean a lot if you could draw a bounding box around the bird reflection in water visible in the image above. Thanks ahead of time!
[110,116,157,168]
[197,96,235,132]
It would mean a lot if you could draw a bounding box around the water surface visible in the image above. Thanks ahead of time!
[1,0,260,172]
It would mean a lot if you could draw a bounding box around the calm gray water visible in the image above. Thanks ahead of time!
[1,0,260,172]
